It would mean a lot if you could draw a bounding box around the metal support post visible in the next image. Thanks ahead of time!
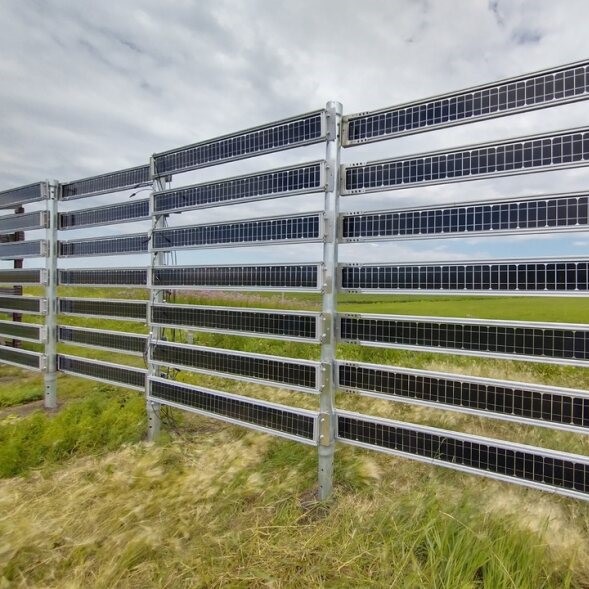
[12,205,24,348]
[44,180,58,409]
[146,159,166,440]
[318,101,343,500]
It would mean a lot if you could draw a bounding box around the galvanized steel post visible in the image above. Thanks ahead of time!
[146,160,166,440]
[318,101,342,500]
[44,180,58,409]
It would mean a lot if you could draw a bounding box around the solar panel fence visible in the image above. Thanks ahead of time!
[1,57,588,502]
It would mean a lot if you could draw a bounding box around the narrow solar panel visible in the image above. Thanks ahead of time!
[59,199,150,229]
[58,355,146,391]
[152,110,325,176]
[59,233,149,257]
[149,377,317,444]
[0,295,45,315]
[61,165,151,200]
[0,240,47,259]
[0,182,47,209]
[344,59,589,145]
[0,269,47,285]
[152,341,320,393]
[341,192,589,241]
[59,298,147,321]
[342,127,589,194]
[337,411,589,500]
[151,304,319,341]
[153,214,323,250]
[339,313,589,365]
[154,161,325,214]
[0,320,44,343]
[58,326,147,355]
[339,259,589,295]
[152,264,321,291]
[338,361,589,433]
[0,346,44,370]
[58,268,147,287]
[0,210,47,234]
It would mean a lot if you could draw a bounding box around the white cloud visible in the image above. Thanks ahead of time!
[1,0,589,268]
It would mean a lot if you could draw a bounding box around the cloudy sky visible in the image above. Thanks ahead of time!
[1,0,589,268]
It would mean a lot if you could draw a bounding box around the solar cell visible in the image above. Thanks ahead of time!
[153,214,322,250]
[340,259,589,294]
[0,182,46,209]
[59,233,149,257]
[0,295,45,314]
[149,377,317,443]
[342,128,589,194]
[151,304,319,340]
[344,60,589,145]
[154,161,324,214]
[341,193,589,240]
[0,211,47,234]
[337,411,589,499]
[153,110,325,176]
[59,199,150,229]
[339,313,589,365]
[58,268,147,287]
[0,269,46,285]
[61,165,151,200]
[338,362,589,432]
[152,264,321,291]
[0,346,44,369]
[152,341,320,392]
[59,298,147,321]
[58,355,146,390]
[58,326,147,355]
[0,239,47,259]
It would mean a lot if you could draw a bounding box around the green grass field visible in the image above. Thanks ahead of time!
[0,289,588,587]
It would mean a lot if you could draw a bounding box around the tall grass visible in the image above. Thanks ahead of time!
[0,387,145,477]
[0,424,587,588]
